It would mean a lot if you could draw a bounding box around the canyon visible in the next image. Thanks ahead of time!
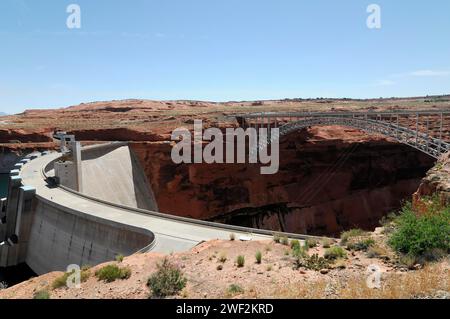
[1,97,445,237]
[131,126,434,237]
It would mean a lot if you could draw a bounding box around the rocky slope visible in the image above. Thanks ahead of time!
[414,152,450,207]
[0,230,448,299]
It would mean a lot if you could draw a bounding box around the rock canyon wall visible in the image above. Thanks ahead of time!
[131,126,435,237]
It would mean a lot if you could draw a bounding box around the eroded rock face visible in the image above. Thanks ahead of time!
[0,129,53,143]
[131,126,435,237]
[414,152,450,208]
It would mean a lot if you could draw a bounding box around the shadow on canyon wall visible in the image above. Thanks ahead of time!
[132,126,435,237]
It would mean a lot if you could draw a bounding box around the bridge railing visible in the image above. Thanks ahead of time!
[234,110,450,159]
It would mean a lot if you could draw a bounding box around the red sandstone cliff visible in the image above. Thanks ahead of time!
[130,126,435,236]
[0,99,443,236]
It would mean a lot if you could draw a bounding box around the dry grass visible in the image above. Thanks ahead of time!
[264,262,449,299]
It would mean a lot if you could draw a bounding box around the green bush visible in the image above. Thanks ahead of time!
[280,236,289,246]
[115,254,124,263]
[255,251,262,264]
[347,238,375,251]
[52,268,90,289]
[236,255,245,267]
[388,201,450,257]
[324,246,347,260]
[33,289,50,300]
[291,245,308,259]
[227,284,244,295]
[147,258,187,297]
[95,264,131,283]
[296,253,330,271]
[305,238,319,248]
[290,239,301,251]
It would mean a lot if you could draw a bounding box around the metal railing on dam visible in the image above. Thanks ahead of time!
[233,110,450,159]
[0,143,320,275]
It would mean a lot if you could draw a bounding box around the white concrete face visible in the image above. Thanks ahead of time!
[55,161,78,191]
[80,145,158,210]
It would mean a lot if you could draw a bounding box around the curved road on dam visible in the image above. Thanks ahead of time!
[18,146,313,273]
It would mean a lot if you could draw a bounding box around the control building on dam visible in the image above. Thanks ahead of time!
[0,135,310,275]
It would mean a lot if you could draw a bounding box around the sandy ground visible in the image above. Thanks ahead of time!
[1,228,448,299]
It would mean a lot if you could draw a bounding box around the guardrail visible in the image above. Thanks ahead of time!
[234,110,450,159]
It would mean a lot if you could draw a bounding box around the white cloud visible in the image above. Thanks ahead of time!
[392,69,450,78]
[409,70,450,77]
[375,79,396,86]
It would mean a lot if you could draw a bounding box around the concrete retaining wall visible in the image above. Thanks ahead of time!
[26,198,154,275]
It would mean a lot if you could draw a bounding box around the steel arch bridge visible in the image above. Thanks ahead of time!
[232,110,450,159]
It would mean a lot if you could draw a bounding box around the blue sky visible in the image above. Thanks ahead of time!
[1,0,450,113]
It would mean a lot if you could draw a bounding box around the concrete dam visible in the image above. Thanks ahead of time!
[0,142,308,275]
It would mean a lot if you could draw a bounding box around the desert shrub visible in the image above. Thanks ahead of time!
[33,289,50,300]
[290,239,301,251]
[273,233,281,243]
[266,265,272,271]
[255,251,262,264]
[305,238,319,248]
[291,244,308,259]
[95,264,131,283]
[347,238,375,251]
[227,284,244,295]
[218,252,227,263]
[229,233,236,241]
[321,238,333,248]
[296,253,330,271]
[52,273,69,289]
[115,254,124,263]
[147,258,187,297]
[398,254,418,269]
[340,229,366,245]
[388,201,450,257]
[216,264,223,271]
[421,248,447,262]
[236,255,245,267]
[52,268,91,289]
[366,245,388,259]
[324,246,347,260]
[280,236,289,246]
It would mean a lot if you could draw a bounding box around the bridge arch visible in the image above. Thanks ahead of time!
[236,111,450,159]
